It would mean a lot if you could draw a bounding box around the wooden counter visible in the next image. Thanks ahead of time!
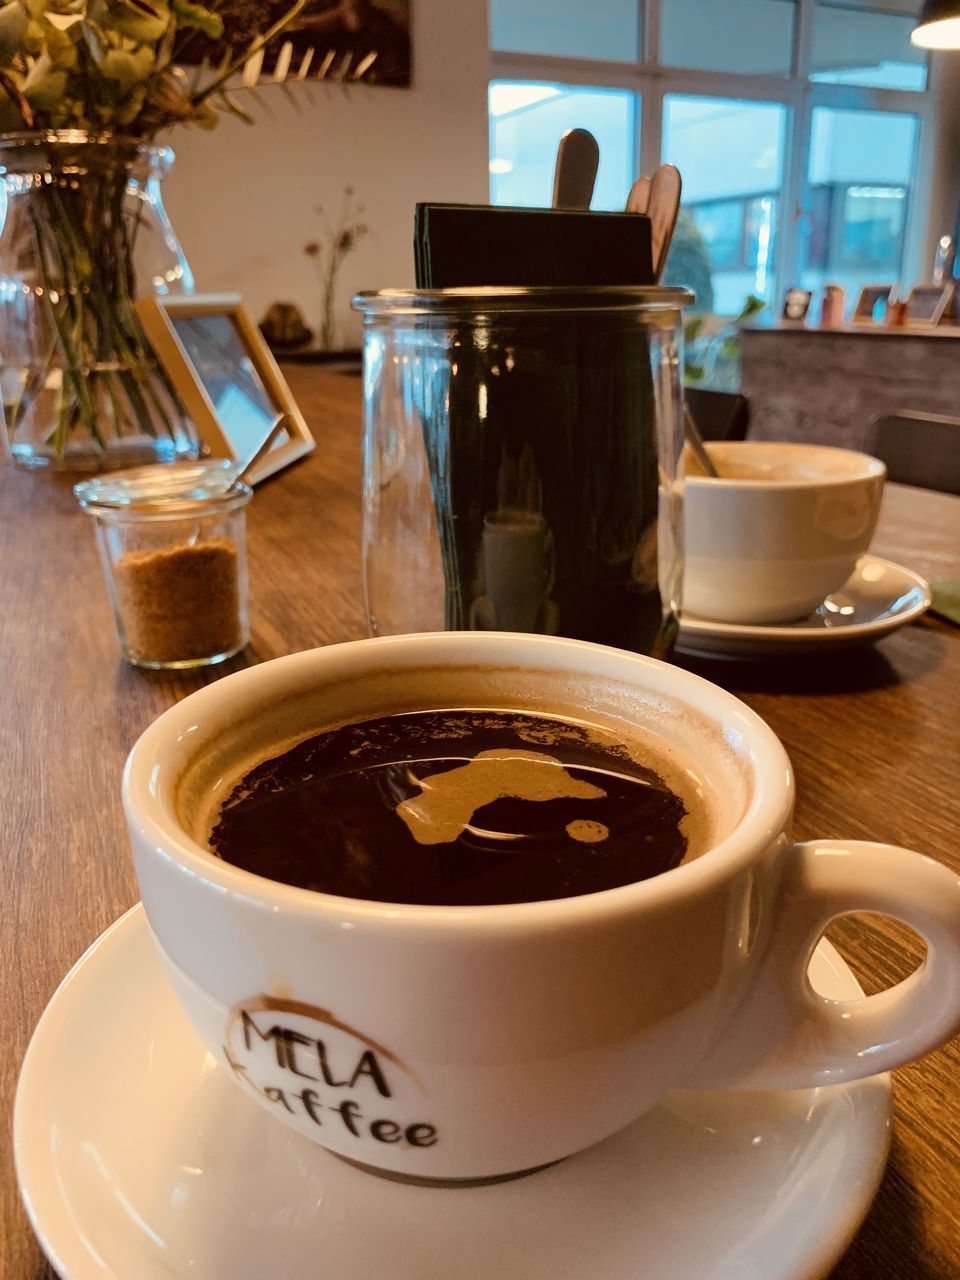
[741,324,960,451]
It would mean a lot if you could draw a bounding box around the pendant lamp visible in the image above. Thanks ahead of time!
[913,0,960,49]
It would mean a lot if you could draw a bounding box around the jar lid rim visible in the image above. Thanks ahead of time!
[0,131,173,174]
[352,285,695,315]
[74,460,251,515]
[0,129,170,153]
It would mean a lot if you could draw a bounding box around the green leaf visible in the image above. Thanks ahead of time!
[21,15,44,52]
[114,78,146,123]
[737,294,764,323]
[42,19,78,68]
[0,3,28,63]
[22,52,67,106]
[170,0,221,37]
[931,579,960,627]
[0,89,24,128]
[684,361,705,383]
[683,316,704,342]
[99,43,154,87]
[116,0,165,15]
[106,0,169,43]
[79,18,104,62]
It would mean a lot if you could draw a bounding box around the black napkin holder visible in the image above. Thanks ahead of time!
[414,202,654,288]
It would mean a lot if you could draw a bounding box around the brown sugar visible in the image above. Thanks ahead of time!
[113,536,242,663]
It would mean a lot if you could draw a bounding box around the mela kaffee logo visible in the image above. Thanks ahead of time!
[223,995,438,1149]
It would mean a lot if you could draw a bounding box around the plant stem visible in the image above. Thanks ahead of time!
[17,146,190,460]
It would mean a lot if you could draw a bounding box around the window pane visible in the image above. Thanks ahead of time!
[811,3,927,91]
[662,96,788,315]
[489,0,642,62]
[660,0,796,75]
[800,107,918,307]
[690,202,745,269]
[489,82,638,212]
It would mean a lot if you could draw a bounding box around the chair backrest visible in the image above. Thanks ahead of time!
[685,387,750,443]
[867,412,960,495]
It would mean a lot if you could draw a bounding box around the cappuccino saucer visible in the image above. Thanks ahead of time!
[15,906,891,1280]
[676,554,931,660]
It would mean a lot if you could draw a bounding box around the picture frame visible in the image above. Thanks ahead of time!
[136,294,315,484]
[852,284,895,324]
[781,288,812,324]
[902,284,954,327]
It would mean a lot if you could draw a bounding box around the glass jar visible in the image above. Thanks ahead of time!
[75,461,251,670]
[0,130,196,471]
[353,286,690,658]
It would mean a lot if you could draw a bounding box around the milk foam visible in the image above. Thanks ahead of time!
[688,441,884,485]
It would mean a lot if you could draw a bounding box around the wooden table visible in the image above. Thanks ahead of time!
[3,368,960,1280]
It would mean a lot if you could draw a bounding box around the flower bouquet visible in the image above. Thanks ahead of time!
[0,0,303,469]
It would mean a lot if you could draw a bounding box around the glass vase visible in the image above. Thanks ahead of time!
[0,131,197,471]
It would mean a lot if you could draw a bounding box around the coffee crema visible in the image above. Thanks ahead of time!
[686,440,883,484]
[208,708,697,906]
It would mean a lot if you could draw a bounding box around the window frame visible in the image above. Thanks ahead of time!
[489,0,937,314]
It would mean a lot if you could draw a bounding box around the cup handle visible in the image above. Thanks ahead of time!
[684,840,960,1091]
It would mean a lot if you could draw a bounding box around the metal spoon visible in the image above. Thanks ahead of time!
[684,405,719,478]
[235,413,288,485]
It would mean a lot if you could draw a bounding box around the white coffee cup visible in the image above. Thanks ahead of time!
[123,632,960,1184]
[684,441,886,624]
[468,509,557,633]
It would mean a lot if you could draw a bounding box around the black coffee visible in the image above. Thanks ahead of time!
[209,709,689,906]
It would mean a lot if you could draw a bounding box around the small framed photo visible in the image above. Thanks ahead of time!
[137,294,315,484]
[781,288,812,324]
[852,284,895,324]
[902,284,954,327]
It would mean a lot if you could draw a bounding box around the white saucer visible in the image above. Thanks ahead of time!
[677,554,931,660]
[15,906,892,1280]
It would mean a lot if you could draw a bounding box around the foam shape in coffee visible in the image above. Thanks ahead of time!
[178,661,753,881]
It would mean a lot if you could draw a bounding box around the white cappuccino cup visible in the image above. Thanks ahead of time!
[684,441,886,624]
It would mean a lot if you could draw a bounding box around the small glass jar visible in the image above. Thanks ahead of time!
[75,460,252,669]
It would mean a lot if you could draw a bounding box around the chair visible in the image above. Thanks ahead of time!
[867,412,960,495]
[685,387,750,443]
